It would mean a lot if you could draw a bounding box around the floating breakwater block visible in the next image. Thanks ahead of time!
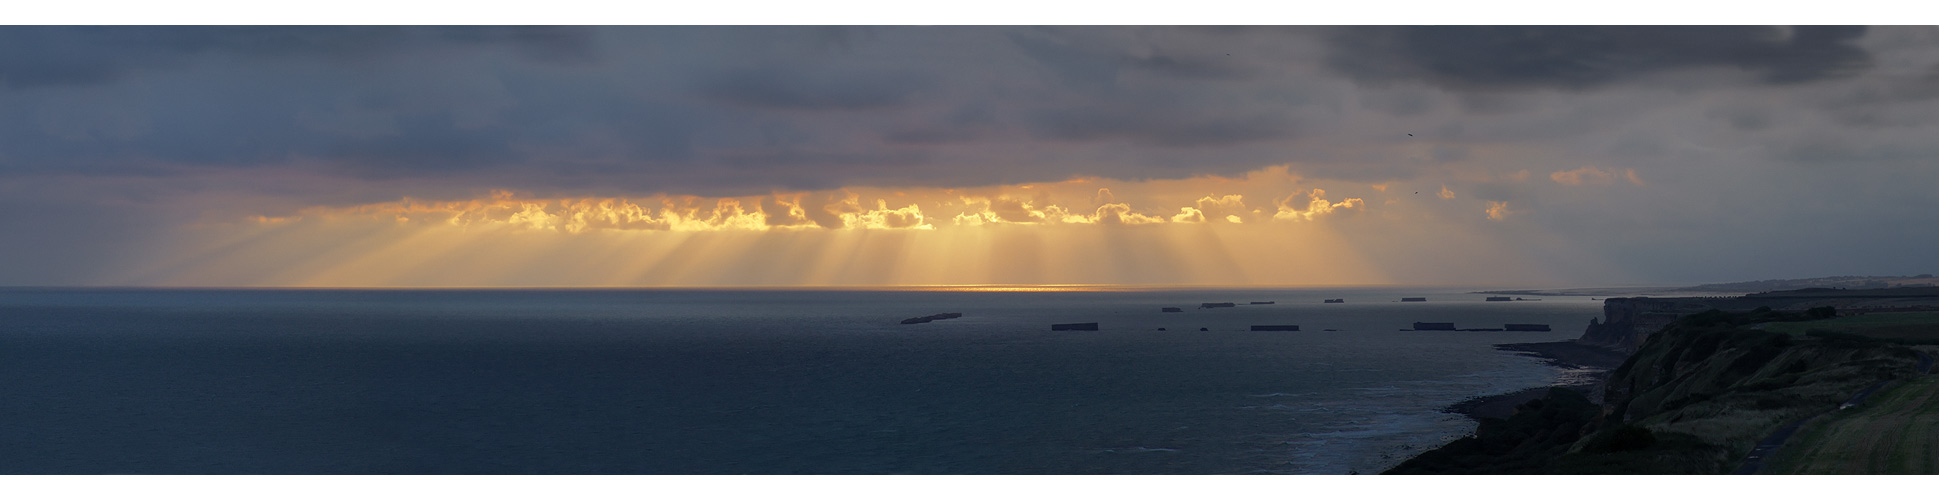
[900,312,964,324]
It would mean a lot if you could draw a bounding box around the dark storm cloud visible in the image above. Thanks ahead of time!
[1008,31,1125,91]
[1025,100,1296,147]
[695,66,932,111]
[6,24,1915,199]
[0,26,596,89]
[1008,30,1252,89]
[0,26,1929,201]
[880,102,999,145]
[1809,63,1939,130]
[713,148,931,172]
[1326,26,1873,90]
[1125,52,1253,80]
[0,70,703,176]
[0,26,1317,192]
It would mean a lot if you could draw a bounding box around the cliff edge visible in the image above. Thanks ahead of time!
[1579,287,1939,353]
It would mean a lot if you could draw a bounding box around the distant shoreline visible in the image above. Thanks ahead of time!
[1470,287,1684,297]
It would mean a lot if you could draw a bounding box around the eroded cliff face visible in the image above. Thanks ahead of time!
[1580,298,1738,353]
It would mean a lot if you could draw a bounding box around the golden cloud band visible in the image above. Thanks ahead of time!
[260,166,1371,233]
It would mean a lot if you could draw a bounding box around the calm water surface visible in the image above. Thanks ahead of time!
[0,287,1602,474]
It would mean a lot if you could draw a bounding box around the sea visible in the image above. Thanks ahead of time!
[0,287,1605,474]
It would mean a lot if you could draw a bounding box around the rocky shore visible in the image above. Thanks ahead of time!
[1443,341,1627,420]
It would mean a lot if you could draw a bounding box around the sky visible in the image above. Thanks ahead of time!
[2,25,1937,287]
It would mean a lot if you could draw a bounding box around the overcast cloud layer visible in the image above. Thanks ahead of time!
[3,26,1937,286]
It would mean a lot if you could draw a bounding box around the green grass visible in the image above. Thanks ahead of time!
[1759,312,1939,341]
[1769,373,1939,474]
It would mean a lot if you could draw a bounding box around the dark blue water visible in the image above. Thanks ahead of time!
[0,287,1600,474]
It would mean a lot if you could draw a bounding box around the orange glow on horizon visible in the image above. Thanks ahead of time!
[114,165,1599,288]
[264,165,1364,234]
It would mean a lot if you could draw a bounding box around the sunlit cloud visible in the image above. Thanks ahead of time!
[1087,203,1166,225]
[1194,194,1248,221]
[1486,201,1512,221]
[109,164,1531,287]
[81,159,1642,288]
[1272,189,1365,222]
[262,165,1369,234]
[1170,207,1206,223]
[829,193,934,230]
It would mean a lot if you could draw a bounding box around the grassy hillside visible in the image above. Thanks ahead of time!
[1758,312,1939,342]
[1387,308,1925,474]
[1587,309,1922,472]
[1769,347,1939,474]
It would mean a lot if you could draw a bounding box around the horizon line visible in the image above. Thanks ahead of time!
[0,283,1695,292]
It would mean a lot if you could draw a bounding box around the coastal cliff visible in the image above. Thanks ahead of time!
[1585,309,1922,472]
[1579,296,1778,353]
[1579,287,1939,353]
[1389,306,1925,474]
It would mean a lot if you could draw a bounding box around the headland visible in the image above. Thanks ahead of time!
[1392,282,1939,474]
